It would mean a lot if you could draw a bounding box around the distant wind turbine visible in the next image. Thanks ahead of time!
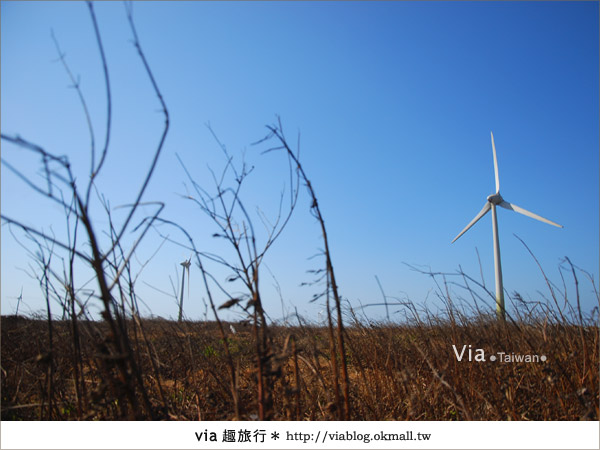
[451,132,563,320]
[178,257,192,322]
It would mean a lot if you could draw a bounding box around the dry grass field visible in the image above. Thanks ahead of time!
[2,313,597,421]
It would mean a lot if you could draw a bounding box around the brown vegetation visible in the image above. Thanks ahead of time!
[2,313,597,420]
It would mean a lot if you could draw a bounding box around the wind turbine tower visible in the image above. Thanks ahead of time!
[452,132,563,320]
[178,257,192,322]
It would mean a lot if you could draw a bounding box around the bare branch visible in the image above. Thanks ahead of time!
[104,1,170,259]
[85,1,111,199]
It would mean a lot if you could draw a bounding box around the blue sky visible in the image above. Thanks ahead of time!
[1,1,598,322]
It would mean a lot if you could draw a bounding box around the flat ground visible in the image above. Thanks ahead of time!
[1,316,597,420]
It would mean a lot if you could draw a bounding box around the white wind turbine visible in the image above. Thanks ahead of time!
[178,256,192,322]
[451,132,563,320]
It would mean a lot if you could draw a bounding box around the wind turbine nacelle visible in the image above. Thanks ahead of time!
[487,192,504,205]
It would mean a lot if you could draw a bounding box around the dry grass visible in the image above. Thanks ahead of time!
[2,312,597,421]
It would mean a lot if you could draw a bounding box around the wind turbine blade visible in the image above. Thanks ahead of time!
[452,202,491,243]
[499,201,563,228]
[491,131,500,193]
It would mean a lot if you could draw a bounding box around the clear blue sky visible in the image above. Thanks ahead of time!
[2,1,598,322]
